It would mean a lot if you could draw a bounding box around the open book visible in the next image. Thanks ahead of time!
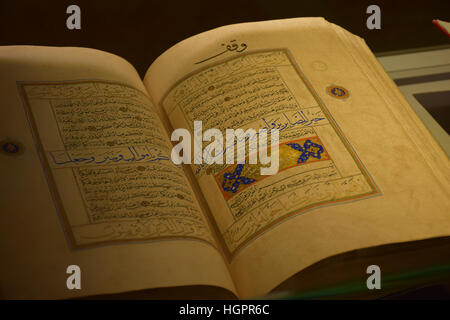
[1,18,449,299]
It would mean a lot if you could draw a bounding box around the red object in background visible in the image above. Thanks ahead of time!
[432,19,450,37]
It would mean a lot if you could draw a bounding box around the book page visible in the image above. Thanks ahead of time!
[331,25,450,190]
[0,46,236,298]
[144,18,450,298]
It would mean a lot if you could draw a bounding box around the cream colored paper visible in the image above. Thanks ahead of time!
[144,18,450,298]
[1,18,449,300]
[0,46,236,299]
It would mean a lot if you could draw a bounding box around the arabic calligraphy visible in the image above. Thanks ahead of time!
[223,173,374,252]
[21,81,214,247]
[49,146,169,167]
[195,40,248,65]
[162,49,379,258]
[197,110,326,174]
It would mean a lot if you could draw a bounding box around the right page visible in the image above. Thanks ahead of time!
[144,18,450,299]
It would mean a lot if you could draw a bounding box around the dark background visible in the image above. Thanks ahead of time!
[0,0,449,300]
[0,0,449,77]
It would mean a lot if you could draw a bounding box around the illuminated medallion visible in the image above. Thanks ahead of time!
[0,139,24,156]
[216,137,330,200]
[327,85,350,99]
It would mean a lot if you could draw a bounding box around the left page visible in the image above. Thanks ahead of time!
[0,46,236,299]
